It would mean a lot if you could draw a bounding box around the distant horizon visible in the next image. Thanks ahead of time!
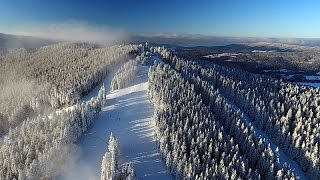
[3,30,320,49]
[1,0,320,38]
[2,30,320,41]
[131,33,320,40]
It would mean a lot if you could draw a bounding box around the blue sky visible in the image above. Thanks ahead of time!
[0,0,320,38]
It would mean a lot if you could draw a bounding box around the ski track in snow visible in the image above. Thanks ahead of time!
[59,65,172,180]
[223,96,306,180]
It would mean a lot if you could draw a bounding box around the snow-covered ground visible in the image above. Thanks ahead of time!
[279,69,291,73]
[57,65,171,180]
[223,96,306,180]
[297,82,320,88]
[146,55,163,64]
[294,74,320,88]
[305,75,320,81]
[204,53,238,59]
[251,50,276,53]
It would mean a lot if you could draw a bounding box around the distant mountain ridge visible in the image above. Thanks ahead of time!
[130,34,320,47]
[2,32,320,52]
[0,33,57,51]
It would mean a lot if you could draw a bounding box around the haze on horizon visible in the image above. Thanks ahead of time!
[0,0,319,39]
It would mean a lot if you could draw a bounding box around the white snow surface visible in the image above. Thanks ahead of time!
[252,50,276,53]
[252,50,267,53]
[146,55,163,64]
[58,65,171,180]
[305,75,320,81]
[204,53,239,59]
[297,82,320,88]
[279,69,291,73]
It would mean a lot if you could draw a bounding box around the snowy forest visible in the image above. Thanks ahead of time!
[1,1,320,179]
[148,46,319,180]
[0,43,141,179]
[0,41,319,179]
[0,43,138,135]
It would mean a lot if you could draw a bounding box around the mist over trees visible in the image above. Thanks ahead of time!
[0,43,139,135]
[148,46,319,179]
[0,84,106,179]
[0,42,141,179]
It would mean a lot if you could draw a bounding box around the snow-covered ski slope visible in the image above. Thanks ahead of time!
[59,65,171,180]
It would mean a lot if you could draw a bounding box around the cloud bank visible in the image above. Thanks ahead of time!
[0,22,128,46]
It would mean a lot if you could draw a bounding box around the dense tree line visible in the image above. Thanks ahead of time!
[173,55,318,179]
[101,133,135,180]
[0,43,140,135]
[0,84,106,179]
[148,63,297,179]
[111,60,138,91]
[150,46,319,179]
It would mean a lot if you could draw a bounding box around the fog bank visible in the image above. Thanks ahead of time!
[0,22,128,46]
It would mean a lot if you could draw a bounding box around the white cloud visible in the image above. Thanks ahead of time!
[0,21,128,45]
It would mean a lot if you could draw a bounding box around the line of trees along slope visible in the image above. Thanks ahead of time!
[111,60,138,90]
[148,63,296,179]
[0,43,140,135]
[148,46,319,179]
[0,84,106,179]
